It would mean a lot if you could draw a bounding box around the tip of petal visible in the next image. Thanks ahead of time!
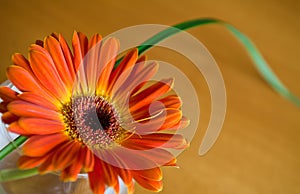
[136,55,147,64]
[164,157,177,166]
[181,117,190,128]
[165,77,175,88]
[60,175,78,182]
[185,140,191,148]
[106,37,120,47]
[176,138,190,149]
[157,186,163,192]
[35,40,44,47]
[28,44,43,53]
[11,53,22,61]
[50,32,59,40]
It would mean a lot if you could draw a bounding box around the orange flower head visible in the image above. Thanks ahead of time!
[0,32,189,194]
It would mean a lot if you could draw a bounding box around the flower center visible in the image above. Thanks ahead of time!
[61,96,125,148]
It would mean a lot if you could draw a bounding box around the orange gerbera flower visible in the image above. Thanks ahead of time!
[0,32,189,194]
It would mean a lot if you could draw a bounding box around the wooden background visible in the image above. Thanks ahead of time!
[0,0,299,193]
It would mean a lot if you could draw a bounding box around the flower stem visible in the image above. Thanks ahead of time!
[0,167,39,182]
[0,135,27,160]
[115,18,300,107]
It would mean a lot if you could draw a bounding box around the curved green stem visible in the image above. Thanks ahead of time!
[116,18,300,107]
[0,168,39,182]
[0,135,27,160]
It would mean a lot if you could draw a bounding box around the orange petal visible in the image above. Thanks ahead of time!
[137,148,177,167]
[82,146,95,172]
[107,48,138,94]
[44,36,73,90]
[19,118,65,135]
[114,167,133,186]
[131,94,181,121]
[132,167,162,181]
[52,141,81,170]
[113,179,120,194]
[128,61,158,95]
[134,109,182,134]
[6,65,58,104]
[77,32,89,57]
[38,151,56,174]
[133,175,163,192]
[50,33,59,39]
[7,122,30,135]
[168,116,190,130]
[22,133,68,157]
[12,53,31,73]
[96,38,120,96]
[18,92,58,111]
[60,164,81,182]
[60,146,85,181]
[1,112,19,124]
[97,150,133,186]
[7,65,39,92]
[18,155,49,169]
[129,78,173,113]
[124,133,188,150]
[88,34,102,50]
[35,39,44,47]
[0,102,8,113]
[8,100,61,120]
[111,61,158,102]
[129,55,147,95]
[0,86,18,102]
[86,34,102,93]
[163,157,177,167]
[100,161,118,187]
[58,34,75,80]
[107,146,157,170]
[72,31,88,71]
[159,95,181,109]
[154,109,182,130]
[29,45,69,101]
[88,157,106,194]
[72,32,89,95]
[127,182,135,194]
[136,55,147,65]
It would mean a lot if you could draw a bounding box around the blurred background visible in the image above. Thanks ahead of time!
[0,0,299,193]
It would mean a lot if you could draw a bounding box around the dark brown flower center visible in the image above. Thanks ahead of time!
[61,96,125,148]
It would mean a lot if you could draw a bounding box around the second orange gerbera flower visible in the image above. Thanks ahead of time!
[0,32,189,194]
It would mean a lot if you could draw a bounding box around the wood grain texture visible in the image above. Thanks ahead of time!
[0,0,299,194]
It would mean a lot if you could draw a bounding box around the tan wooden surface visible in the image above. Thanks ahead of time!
[0,0,299,194]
